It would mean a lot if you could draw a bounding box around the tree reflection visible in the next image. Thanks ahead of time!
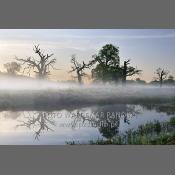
[95,105,139,140]
[17,112,56,140]
[71,104,140,141]
[16,104,140,141]
[141,103,175,115]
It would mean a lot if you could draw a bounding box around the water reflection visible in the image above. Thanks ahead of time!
[142,103,175,115]
[14,104,140,140]
[3,111,21,119]
[17,112,56,140]
[0,102,174,144]
[70,104,140,140]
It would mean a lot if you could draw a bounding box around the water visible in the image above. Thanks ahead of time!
[0,78,175,144]
[0,103,174,145]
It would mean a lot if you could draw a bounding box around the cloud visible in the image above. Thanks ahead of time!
[52,33,175,40]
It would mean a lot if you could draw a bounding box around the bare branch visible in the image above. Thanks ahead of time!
[16,45,58,79]
[69,55,90,83]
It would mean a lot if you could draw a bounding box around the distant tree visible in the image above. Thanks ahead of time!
[155,68,169,87]
[121,60,142,85]
[89,44,120,82]
[4,62,21,75]
[135,78,146,85]
[69,55,90,84]
[149,80,159,86]
[167,75,174,81]
[164,75,175,85]
[16,45,57,79]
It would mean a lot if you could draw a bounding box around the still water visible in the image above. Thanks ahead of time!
[0,103,174,145]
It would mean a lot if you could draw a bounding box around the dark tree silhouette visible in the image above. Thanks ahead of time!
[89,44,141,84]
[4,61,21,75]
[135,78,146,85]
[89,44,120,82]
[168,75,174,81]
[16,45,57,79]
[121,60,142,85]
[69,54,90,84]
[164,75,175,85]
[155,68,169,87]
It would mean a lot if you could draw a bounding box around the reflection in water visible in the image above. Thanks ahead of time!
[0,102,174,144]
[14,104,140,140]
[95,105,139,140]
[142,103,175,115]
[3,111,21,119]
[70,104,140,140]
[17,112,56,140]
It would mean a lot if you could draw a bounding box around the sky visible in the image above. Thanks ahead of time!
[0,29,175,82]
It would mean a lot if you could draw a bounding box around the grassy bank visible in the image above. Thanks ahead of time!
[66,117,175,145]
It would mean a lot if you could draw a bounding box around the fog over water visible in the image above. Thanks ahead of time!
[0,77,174,144]
[0,77,175,111]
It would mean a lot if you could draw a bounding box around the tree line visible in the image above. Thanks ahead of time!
[1,44,174,87]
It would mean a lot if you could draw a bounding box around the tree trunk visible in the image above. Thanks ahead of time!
[77,72,82,84]
[160,77,163,87]
[122,61,127,86]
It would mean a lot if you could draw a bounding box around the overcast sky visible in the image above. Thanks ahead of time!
[0,29,174,81]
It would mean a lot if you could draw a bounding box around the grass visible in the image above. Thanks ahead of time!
[66,117,175,145]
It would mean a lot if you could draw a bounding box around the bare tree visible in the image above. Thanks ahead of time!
[155,68,169,87]
[122,60,142,85]
[4,61,21,75]
[16,45,57,79]
[69,55,90,84]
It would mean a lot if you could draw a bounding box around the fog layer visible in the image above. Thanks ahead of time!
[0,77,175,110]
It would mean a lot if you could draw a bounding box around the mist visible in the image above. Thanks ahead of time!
[0,76,175,111]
